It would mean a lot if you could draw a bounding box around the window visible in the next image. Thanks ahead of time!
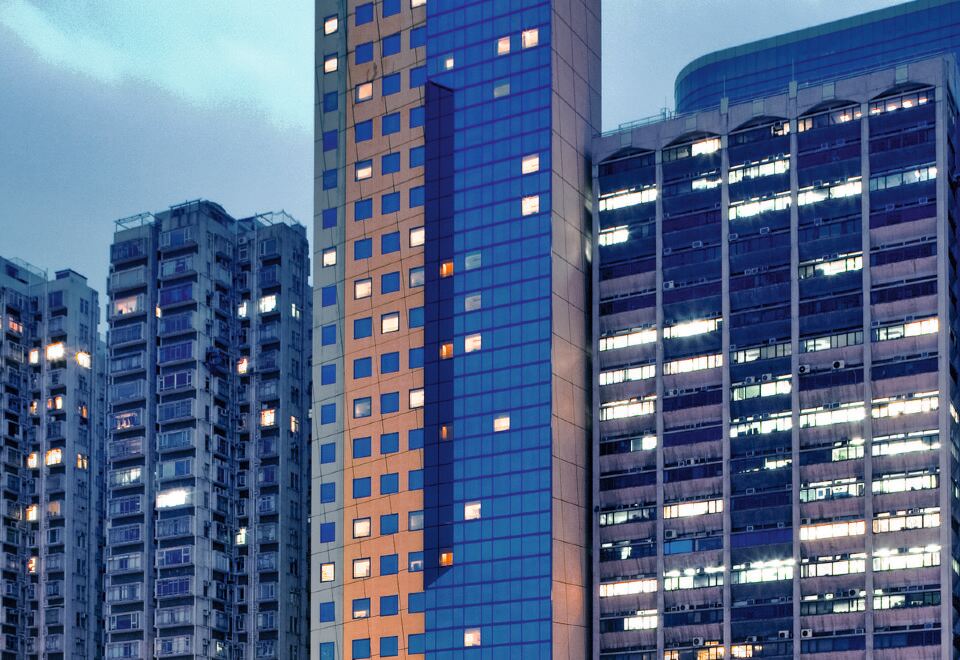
[409,388,424,408]
[323,53,338,73]
[440,261,454,277]
[410,65,426,87]
[320,443,335,464]
[493,81,510,98]
[382,192,400,213]
[321,286,336,307]
[381,392,400,414]
[381,595,400,616]
[323,208,337,228]
[410,186,425,207]
[411,0,426,6]
[409,510,424,530]
[521,195,540,215]
[353,437,371,458]
[464,293,481,311]
[354,357,372,379]
[409,226,425,246]
[320,523,336,543]
[383,0,399,15]
[321,403,336,424]
[382,271,400,293]
[323,130,337,151]
[465,252,481,270]
[410,106,424,127]
[354,317,372,339]
[353,518,371,538]
[381,312,400,333]
[353,398,372,418]
[408,552,424,572]
[409,146,424,168]
[355,159,373,180]
[355,3,373,24]
[353,477,371,498]
[439,551,454,567]
[409,266,424,287]
[320,483,336,503]
[352,598,370,619]
[522,153,540,174]
[381,513,399,534]
[440,343,453,359]
[409,347,423,369]
[382,33,401,56]
[464,501,481,520]
[382,113,400,135]
[381,432,399,454]
[356,82,372,103]
[442,55,454,70]
[465,334,482,352]
[320,563,335,582]
[322,248,336,267]
[497,36,510,55]
[354,279,372,299]
[381,231,400,254]
[355,120,372,142]
[409,306,424,327]
[354,238,372,260]
[381,351,400,373]
[323,91,338,112]
[383,72,400,96]
[493,415,510,432]
[352,639,371,660]
[410,26,426,48]
[382,152,400,174]
[381,473,399,494]
[521,28,539,48]
[464,629,481,647]
[355,42,373,64]
[323,15,338,34]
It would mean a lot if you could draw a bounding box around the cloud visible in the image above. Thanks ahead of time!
[0,0,313,132]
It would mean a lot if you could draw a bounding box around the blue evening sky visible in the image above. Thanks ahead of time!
[0,0,902,305]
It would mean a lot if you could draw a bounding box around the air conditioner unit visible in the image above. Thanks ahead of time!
[744,376,756,385]
[746,636,758,643]
[778,630,791,640]
[760,226,770,235]
[729,233,739,240]
[664,530,677,540]
[768,337,778,344]
[664,281,675,290]
[677,603,689,612]
[746,525,754,531]
[832,360,845,370]
[846,589,858,597]
[693,637,705,647]
[801,517,811,525]
[761,373,772,382]
[777,521,785,528]
[746,488,755,494]
[798,364,810,374]
[668,388,679,396]
[801,629,813,639]
[692,240,703,248]
[855,627,865,635]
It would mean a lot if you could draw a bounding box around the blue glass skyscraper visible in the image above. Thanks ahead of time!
[312,1,599,658]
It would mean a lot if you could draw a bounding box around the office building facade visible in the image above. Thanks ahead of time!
[312,0,599,657]
[594,58,957,659]
[0,258,105,660]
[105,201,311,659]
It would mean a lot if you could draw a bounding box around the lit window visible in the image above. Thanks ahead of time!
[25,505,37,522]
[465,252,481,270]
[691,137,720,156]
[464,334,481,353]
[355,159,373,179]
[872,430,939,456]
[381,312,400,333]
[493,416,510,432]
[800,553,866,578]
[322,248,336,267]
[798,252,862,279]
[497,37,510,55]
[45,342,65,361]
[663,565,724,590]
[873,507,939,534]
[28,349,39,364]
[600,396,656,421]
[259,409,276,427]
[440,261,454,277]
[442,56,455,70]
[521,28,539,48]
[464,502,481,520]
[411,0,425,6]
[258,295,277,314]
[797,178,861,205]
[663,353,722,375]
[45,449,62,466]
[290,416,300,433]
[599,364,655,386]
[76,453,88,470]
[464,629,481,647]
[464,293,481,311]
[291,303,301,319]
[27,557,37,574]
[871,391,938,419]
[323,54,338,73]
[598,226,629,246]
[409,389,424,408]
[353,518,371,538]
[798,401,865,428]
[409,226,425,247]
[800,520,865,541]
[664,317,720,339]
[354,278,372,299]
[873,546,940,572]
[320,563,335,582]
[493,81,510,98]
[599,327,656,351]
[353,558,371,579]
[440,343,453,359]
[439,551,454,567]
[663,498,723,519]
[599,578,657,597]
[75,351,92,369]
[237,357,249,374]
[874,316,938,342]
[157,488,191,509]
[728,191,791,219]
[799,477,863,503]
[623,611,658,631]
[599,186,657,212]
[730,558,794,584]
[356,82,373,102]
[728,157,789,184]
[873,470,938,494]
[237,301,248,318]
[440,425,451,441]
[521,195,540,215]
[323,15,338,34]
[26,453,38,469]
[236,527,247,545]
[353,600,370,619]
[731,375,791,401]
[521,154,540,174]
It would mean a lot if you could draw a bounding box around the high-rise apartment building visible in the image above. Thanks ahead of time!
[0,257,105,660]
[312,0,599,658]
[105,200,311,659]
[594,56,957,659]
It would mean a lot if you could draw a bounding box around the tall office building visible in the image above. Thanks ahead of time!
[0,257,105,660]
[594,55,957,659]
[312,0,599,657]
[105,201,311,659]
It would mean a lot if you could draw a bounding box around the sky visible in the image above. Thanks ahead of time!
[0,0,904,308]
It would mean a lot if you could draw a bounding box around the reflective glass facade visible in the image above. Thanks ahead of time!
[312,0,599,658]
[594,59,958,659]
[675,0,960,113]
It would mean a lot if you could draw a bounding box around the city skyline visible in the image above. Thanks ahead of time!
[0,0,900,312]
